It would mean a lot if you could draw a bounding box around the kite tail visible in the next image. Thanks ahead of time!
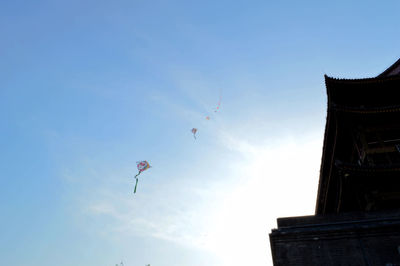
[134,177,139,193]
[133,172,141,193]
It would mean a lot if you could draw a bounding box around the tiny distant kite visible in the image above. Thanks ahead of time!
[214,95,222,113]
[133,161,151,193]
[206,90,222,119]
[193,90,222,139]
[214,88,223,113]
[191,128,198,139]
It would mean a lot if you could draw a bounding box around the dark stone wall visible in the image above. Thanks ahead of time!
[270,210,400,266]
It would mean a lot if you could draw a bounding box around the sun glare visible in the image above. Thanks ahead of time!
[200,134,322,265]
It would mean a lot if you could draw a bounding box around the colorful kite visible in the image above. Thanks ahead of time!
[205,116,210,120]
[133,161,151,193]
[191,128,198,139]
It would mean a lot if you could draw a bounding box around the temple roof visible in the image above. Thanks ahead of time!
[325,75,400,108]
[316,59,400,215]
[378,58,400,77]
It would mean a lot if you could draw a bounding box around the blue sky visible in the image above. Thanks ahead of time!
[1,1,400,265]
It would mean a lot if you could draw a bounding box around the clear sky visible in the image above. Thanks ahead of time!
[1,1,399,265]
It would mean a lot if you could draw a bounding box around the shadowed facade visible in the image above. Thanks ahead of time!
[270,59,400,266]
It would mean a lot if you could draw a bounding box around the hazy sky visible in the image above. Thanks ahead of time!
[1,1,400,265]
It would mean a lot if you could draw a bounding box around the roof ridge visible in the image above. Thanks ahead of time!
[324,74,400,84]
[377,58,400,77]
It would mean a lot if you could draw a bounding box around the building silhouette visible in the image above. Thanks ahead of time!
[270,59,400,265]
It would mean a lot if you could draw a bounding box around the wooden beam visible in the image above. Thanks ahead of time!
[365,146,397,155]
